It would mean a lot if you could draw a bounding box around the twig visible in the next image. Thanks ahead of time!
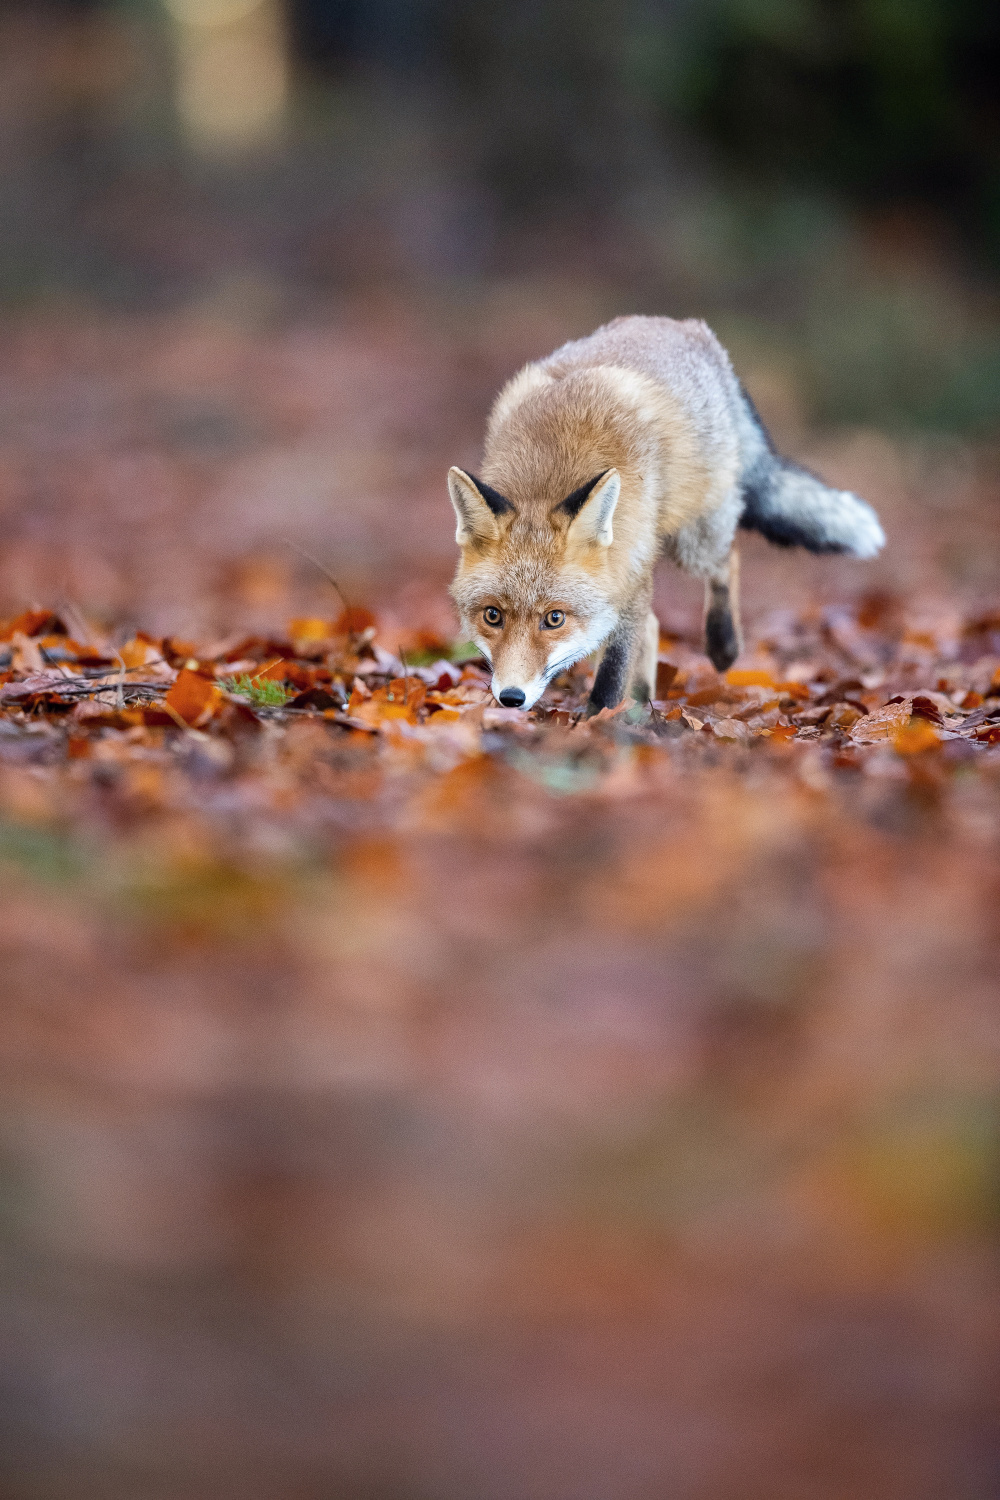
[283,540,349,611]
[399,645,408,706]
[110,648,127,710]
[0,679,167,704]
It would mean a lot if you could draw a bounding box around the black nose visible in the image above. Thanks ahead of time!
[497,687,526,708]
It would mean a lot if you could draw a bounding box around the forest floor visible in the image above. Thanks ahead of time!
[1,300,999,1500]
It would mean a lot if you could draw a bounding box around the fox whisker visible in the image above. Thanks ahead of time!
[544,654,577,683]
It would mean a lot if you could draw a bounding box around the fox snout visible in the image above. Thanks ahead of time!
[488,656,551,712]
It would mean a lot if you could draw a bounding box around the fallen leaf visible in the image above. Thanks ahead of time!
[711,717,749,740]
[289,617,336,644]
[349,677,426,727]
[165,669,223,727]
[119,635,160,669]
[893,719,940,754]
[0,610,65,641]
[850,699,912,744]
[656,661,678,696]
[335,607,378,635]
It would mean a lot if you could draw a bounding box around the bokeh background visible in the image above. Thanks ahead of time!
[2,0,1000,638]
[1,3,999,1498]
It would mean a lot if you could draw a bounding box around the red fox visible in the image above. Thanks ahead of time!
[448,315,884,712]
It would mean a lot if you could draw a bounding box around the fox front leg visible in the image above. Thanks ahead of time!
[634,609,660,703]
[586,611,650,714]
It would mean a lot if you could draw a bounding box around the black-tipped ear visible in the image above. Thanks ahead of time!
[465,473,515,518]
[553,470,611,521]
[559,468,621,547]
[448,467,514,545]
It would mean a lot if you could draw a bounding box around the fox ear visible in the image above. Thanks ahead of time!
[560,468,621,547]
[448,467,514,545]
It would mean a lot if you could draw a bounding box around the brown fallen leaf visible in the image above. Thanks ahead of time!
[711,717,750,741]
[850,699,912,744]
[0,672,78,703]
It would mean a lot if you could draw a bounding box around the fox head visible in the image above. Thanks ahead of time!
[447,466,621,709]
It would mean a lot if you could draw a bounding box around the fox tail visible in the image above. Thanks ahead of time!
[737,393,884,559]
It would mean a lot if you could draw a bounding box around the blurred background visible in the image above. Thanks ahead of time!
[0,0,999,634]
[1,4,1000,1498]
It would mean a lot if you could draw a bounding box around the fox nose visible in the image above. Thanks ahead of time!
[497,687,526,708]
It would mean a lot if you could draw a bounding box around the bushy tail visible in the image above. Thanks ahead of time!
[743,459,881,561]
[736,388,884,558]
[740,461,884,558]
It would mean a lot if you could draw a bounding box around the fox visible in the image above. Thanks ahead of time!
[447,315,884,713]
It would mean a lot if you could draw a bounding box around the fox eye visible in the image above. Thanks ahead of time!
[542,609,565,629]
[482,606,503,627]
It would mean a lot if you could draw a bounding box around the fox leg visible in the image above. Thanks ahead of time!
[703,548,742,672]
[668,486,744,673]
[632,609,660,703]
[586,603,656,714]
[587,628,632,714]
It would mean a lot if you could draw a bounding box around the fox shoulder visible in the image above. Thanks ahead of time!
[488,362,555,432]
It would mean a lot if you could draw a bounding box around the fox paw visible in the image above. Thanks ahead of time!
[705,609,740,672]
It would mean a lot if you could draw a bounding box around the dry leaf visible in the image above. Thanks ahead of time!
[850,699,912,744]
[165,669,223,727]
[894,720,940,754]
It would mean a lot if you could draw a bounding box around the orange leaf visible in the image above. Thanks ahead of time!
[0,609,63,642]
[160,636,201,667]
[252,659,288,682]
[165,669,222,726]
[726,668,774,688]
[118,635,157,669]
[289,617,336,643]
[349,678,426,728]
[893,719,940,755]
[334,607,377,635]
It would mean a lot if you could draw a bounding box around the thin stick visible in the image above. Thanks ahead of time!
[399,645,408,706]
[283,540,349,611]
[110,648,127,710]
